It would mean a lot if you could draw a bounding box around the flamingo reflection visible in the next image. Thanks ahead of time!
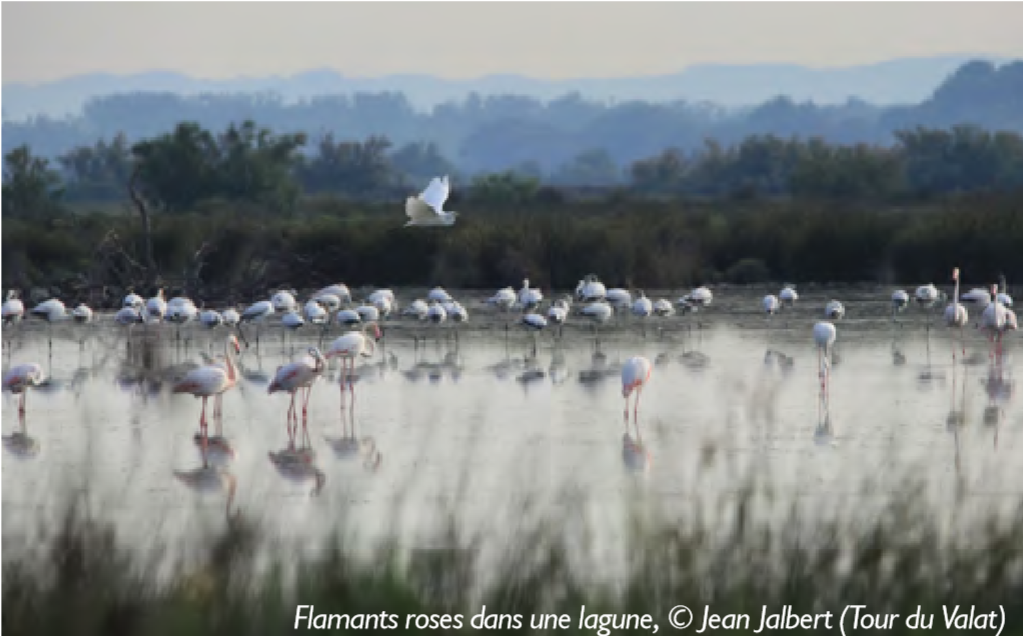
[173,460,238,519]
[268,433,326,496]
[3,409,39,458]
[622,413,652,474]
[324,403,383,471]
[980,359,1014,450]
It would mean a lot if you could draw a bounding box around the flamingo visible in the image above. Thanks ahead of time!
[824,300,845,320]
[268,347,327,441]
[30,298,69,351]
[520,312,547,355]
[997,274,1013,308]
[621,356,653,422]
[915,283,943,331]
[631,290,653,337]
[123,289,144,309]
[487,287,517,312]
[576,275,607,303]
[316,284,352,305]
[368,289,396,315]
[685,286,713,308]
[239,299,274,349]
[779,286,798,308]
[891,290,909,325]
[313,293,342,314]
[547,299,569,339]
[336,308,362,327]
[272,289,298,312]
[146,289,167,322]
[428,287,452,303]
[355,304,380,323]
[813,321,837,398]
[763,294,779,315]
[199,308,223,329]
[3,363,46,414]
[980,284,1008,362]
[171,335,242,451]
[579,301,613,348]
[518,279,543,311]
[605,288,632,313]
[2,290,25,325]
[944,267,968,360]
[326,322,382,404]
[222,307,241,327]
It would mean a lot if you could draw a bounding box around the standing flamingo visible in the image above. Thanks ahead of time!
[3,363,46,414]
[813,321,837,399]
[172,335,242,452]
[326,322,382,405]
[621,356,653,422]
[980,283,1008,363]
[944,267,968,361]
[268,347,327,441]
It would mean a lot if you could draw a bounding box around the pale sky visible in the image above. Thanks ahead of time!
[3,1,1022,84]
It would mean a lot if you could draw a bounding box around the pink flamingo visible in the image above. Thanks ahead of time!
[268,347,327,441]
[325,322,382,405]
[621,356,653,421]
[3,363,46,414]
[944,267,968,360]
[980,284,1008,363]
[172,335,241,453]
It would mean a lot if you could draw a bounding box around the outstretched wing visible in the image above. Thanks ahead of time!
[418,176,449,213]
[405,196,441,224]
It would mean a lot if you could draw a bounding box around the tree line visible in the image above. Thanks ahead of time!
[4,121,1023,221]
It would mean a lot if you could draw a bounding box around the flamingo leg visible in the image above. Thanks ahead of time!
[634,386,642,422]
[302,385,312,418]
[623,393,630,421]
[200,397,209,455]
[19,391,26,415]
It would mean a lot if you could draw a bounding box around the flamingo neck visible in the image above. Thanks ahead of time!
[224,342,238,382]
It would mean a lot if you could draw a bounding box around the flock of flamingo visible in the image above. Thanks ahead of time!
[1,268,1017,484]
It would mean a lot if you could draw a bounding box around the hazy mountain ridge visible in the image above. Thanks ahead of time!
[3,58,1021,178]
[2,54,1005,120]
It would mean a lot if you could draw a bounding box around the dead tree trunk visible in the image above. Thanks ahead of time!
[128,164,157,284]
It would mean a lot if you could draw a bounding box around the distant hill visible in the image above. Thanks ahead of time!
[1,54,1006,120]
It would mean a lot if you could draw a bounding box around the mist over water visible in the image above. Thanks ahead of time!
[2,288,1019,577]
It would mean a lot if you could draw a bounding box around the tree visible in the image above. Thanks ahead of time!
[2,145,64,218]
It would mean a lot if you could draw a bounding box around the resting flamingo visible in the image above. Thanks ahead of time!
[621,356,653,422]
[326,322,382,404]
[944,267,968,360]
[172,335,242,452]
[3,363,46,414]
[268,347,327,441]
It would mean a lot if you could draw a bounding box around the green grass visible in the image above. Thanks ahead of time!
[4,484,1022,636]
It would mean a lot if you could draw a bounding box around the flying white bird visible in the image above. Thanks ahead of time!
[405,176,458,227]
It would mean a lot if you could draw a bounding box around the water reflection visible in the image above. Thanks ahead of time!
[324,403,383,470]
[173,462,238,519]
[268,425,326,496]
[3,410,39,458]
